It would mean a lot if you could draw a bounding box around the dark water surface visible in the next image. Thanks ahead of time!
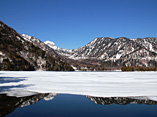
[0,94,157,117]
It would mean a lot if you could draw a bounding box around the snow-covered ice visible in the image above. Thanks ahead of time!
[0,71,157,100]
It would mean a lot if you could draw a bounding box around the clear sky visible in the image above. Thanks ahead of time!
[1,0,157,49]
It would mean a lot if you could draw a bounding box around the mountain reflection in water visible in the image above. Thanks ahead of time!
[1,93,157,117]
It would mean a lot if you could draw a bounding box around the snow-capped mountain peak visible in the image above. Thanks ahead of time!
[44,41,74,56]
[44,37,157,69]
[44,41,58,49]
[0,20,74,71]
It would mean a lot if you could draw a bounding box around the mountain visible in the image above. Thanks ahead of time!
[44,41,74,57]
[0,93,56,117]
[87,96,157,105]
[1,94,157,117]
[45,37,157,71]
[0,21,74,71]
[1,20,156,71]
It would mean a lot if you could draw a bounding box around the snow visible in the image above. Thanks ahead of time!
[21,34,32,42]
[141,39,156,53]
[90,38,97,44]
[71,65,78,71]
[0,51,5,56]
[0,71,157,100]
[118,45,121,50]
[21,34,40,44]
[69,56,96,60]
[2,89,38,97]
[0,51,6,62]
[149,43,153,51]
[44,41,56,46]
[16,36,21,41]
[43,93,57,101]
[115,53,121,59]
[45,41,73,56]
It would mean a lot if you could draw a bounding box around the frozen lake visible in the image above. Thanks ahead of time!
[1,71,157,117]
[0,71,157,99]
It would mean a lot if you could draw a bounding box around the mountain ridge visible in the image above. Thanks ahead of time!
[0,20,74,71]
[45,37,157,58]
[0,20,156,71]
[44,36,157,70]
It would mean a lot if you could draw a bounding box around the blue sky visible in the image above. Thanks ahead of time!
[1,0,157,49]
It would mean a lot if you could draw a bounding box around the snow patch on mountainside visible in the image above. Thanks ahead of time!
[44,41,73,56]
[21,34,40,44]
[21,34,32,42]
[44,41,58,49]
[0,51,6,63]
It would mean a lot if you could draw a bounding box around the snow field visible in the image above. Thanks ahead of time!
[0,71,157,100]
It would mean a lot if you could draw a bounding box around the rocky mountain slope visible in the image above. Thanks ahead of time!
[1,20,156,71]
[1,93,157,116]
[45,37,157,70]
[0,21,74,71]
[87,96,157,105]
[44,41,74,56]
[0,93,56,117]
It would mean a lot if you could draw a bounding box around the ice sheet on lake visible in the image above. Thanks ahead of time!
[0,71,157,100]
